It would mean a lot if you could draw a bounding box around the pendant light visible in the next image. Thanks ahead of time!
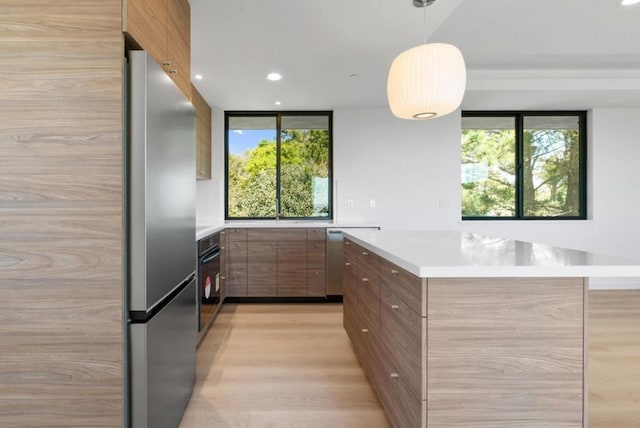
[387,0,466,120]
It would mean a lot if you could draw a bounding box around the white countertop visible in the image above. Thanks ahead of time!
[196,222,379,241]
[343,229,640,278]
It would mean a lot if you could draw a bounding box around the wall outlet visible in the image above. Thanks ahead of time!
[369,199,376,208]
[347,199,354,208]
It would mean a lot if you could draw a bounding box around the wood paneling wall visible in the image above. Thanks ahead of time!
[0,1,124,426]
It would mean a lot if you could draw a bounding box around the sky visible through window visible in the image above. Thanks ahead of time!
[229,129,275,154]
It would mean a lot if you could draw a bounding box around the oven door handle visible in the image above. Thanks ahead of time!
[200,249,220,265]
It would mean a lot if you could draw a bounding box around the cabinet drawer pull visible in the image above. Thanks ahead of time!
[390,269,399,274]
[345,242,351,246]
[361,328,369,333]
[390,304,399,310]
[362,251,369,256]
[221,231,226,235]
[361,278,369,282]
[344,262,351,266]
[390,373,399,379]
[220,276,226,280]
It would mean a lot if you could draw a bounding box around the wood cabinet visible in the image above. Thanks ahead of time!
[226,227,327,297]
[191,84,212,180]
[123,0,191,99]
[227,229,248,297]
[219,230,228,300]
[344,238,587,427]
[307,228,326,296]
[166,0,191,99]
[248,241,277,296]
[343,238,427,428]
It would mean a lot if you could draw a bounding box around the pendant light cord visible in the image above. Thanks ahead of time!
[423,0,427,44]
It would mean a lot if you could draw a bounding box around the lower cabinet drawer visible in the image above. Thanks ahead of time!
[343,302,362,359]
[359,325,381,392]
[379,286,424,399]
[377,345,424,428]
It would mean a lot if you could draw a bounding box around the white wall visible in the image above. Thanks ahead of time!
[197,107,640,289]
[333,108,461,230]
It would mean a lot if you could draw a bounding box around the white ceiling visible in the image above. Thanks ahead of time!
[190,0,640,111]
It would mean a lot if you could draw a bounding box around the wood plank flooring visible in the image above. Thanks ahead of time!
[180,291,640,428]
[180,303,388,428]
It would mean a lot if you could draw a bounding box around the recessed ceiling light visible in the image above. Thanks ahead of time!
[194,74,203,80]
[621,0,640,5]
[275,101,282,106]
[267,72,282,81]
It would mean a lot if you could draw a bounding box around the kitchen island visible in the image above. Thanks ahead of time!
[342,229,640,428]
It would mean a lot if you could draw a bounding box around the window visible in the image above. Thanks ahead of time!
[225,112,332,220]
[461,111,586,219]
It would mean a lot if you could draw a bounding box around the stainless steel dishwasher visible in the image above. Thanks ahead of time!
[326,229,344,296]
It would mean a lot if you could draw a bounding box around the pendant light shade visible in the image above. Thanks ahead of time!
[387,43,466,120]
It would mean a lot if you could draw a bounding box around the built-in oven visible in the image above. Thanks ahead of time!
[197,233,220,331]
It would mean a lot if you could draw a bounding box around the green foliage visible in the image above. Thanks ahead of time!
[462,125,581,218]
[462,129,516,216]
[228,130,329,218]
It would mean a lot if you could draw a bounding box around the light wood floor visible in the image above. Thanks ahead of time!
[180,291,640,428]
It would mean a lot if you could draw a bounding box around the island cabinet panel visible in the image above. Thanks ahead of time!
[377,348,424,428]
[380,258,424,316]
[343,255,359,339]
[277,241,308,296]
[340,238,421,427]
[427,277,586,428]
[379,285,425,400]
[247,242,277,296]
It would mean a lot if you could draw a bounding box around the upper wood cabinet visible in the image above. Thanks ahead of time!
[123,0,191,99]
[167,0,191,98]
[191,85,212,180]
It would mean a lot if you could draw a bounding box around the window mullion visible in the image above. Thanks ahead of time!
[515,113,524,219]
[275,113,282,218]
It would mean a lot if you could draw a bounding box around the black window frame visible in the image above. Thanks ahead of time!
[224,110,333,221]
[461,110,587,221]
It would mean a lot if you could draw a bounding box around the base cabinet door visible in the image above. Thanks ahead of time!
[277,241,307,296]
[248,242,277,296]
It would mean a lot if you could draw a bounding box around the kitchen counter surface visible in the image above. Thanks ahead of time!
[196,222,379,241]
[343,229,640,278]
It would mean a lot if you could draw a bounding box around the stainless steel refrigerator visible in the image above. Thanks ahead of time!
[126,51,196,428]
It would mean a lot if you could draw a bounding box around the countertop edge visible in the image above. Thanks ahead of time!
[196,222,379,241]
[343,231,640,279]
